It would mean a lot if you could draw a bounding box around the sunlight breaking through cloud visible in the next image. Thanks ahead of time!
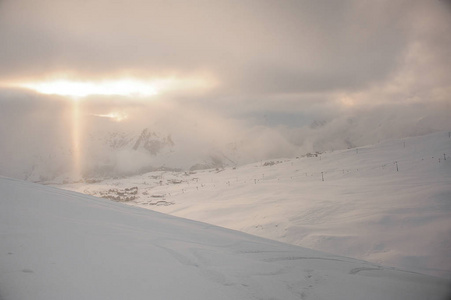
[8,75,217,99]
[18,79,158,98]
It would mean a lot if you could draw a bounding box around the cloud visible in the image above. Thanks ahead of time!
[0,0,441,94]
[0,0,450,180]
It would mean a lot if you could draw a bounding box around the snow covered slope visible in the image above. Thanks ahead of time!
[58,131,451,278]
[1,177,450,300]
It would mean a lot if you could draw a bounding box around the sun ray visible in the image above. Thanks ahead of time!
[72,100,82,179]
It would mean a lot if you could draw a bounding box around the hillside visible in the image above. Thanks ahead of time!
[59,131,451,278]
[1,177,450,299]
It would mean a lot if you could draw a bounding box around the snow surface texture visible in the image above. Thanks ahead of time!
[1,177,450,300]
[59,131,451,278]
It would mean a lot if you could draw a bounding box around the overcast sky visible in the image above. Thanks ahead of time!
[0,0,450,179]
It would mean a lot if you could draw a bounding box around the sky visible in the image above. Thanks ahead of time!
[0,0,450,180]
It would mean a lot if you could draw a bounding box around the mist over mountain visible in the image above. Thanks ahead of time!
[0,89,449,183]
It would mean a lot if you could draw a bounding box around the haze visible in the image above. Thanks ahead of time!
[0,0,450,180]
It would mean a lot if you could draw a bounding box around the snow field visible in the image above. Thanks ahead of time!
[59,131,451,278]
[1,177,450,299]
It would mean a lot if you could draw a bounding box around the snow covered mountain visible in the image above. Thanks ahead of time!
[1,177,449,299]
[86,127,238,175]
[58,131,451,279]
[98,128,175,154]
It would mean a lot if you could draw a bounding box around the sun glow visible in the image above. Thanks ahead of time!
[10,75,217,99]
[18,79,158,98]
